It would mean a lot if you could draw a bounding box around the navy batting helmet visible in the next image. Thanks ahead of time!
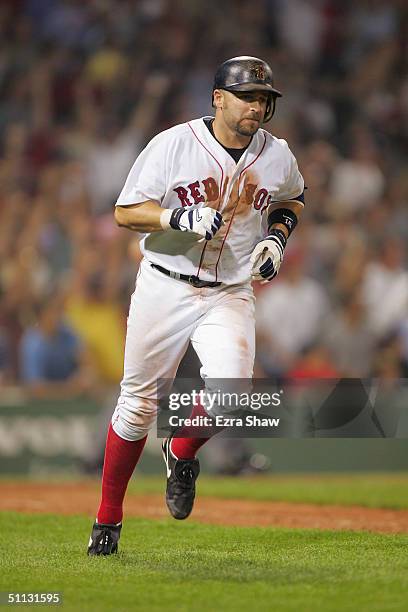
[212,56,282,122]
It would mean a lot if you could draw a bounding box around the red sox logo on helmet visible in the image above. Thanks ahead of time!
[253,65,265,80]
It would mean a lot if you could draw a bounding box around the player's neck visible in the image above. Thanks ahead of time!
[212,116,252,149]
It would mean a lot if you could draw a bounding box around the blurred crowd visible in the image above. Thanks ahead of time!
[0,0,407,399]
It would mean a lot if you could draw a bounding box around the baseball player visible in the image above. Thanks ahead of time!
[87,56,304,555]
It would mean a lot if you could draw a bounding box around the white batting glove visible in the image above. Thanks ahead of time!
[161,207,224,240]
[250,229,287,282]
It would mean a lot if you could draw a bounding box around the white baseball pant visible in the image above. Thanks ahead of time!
[112,258,255,441]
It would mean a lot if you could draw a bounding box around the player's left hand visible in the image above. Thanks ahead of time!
[250,229,287,282]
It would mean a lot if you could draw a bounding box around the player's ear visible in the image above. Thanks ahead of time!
[213,89,224,110]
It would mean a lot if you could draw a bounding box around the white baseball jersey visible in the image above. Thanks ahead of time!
[116,116,304,285]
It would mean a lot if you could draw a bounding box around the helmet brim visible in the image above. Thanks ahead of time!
[221,83,282,97]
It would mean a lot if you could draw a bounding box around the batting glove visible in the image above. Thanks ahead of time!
[250,229,287,282]
[161,207,224,240]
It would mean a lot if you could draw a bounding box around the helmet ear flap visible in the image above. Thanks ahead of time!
[264,95,277,122]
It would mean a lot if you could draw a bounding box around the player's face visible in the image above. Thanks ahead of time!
[221,91,269,136]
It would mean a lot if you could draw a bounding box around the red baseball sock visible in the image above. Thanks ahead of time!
[97,423,147,524]
[171,402,215,459]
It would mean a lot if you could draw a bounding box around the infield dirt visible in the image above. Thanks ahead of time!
[1,481,408,534]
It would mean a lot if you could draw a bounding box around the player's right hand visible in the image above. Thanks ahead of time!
[169,207,224,240]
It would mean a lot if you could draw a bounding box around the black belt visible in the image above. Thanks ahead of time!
[151,263,221,288]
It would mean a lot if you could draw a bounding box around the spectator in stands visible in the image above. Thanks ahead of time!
[255,246,329,376]
[20,292,95,399]
[287,343,340,379]
[362,239,408,340]
[322,291,375,377]
[328,130,385,215]
[65,245,126,386]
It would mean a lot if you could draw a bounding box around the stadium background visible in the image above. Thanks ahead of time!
[0,0,407,475]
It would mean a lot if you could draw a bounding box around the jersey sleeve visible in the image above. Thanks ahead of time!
[273,139,305,205]
[116,133,168,206]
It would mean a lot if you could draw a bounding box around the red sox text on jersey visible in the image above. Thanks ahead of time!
[173,177,273,214]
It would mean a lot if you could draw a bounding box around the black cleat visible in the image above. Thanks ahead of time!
[162,437,200,520]
[87,521,122,556]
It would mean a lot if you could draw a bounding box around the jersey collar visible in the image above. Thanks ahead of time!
[189,117,265,171]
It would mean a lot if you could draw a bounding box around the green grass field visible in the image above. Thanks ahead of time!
[2,474,408,611]
[129,472,408,509]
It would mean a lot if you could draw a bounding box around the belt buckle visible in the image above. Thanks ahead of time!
[188,275,202,288]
